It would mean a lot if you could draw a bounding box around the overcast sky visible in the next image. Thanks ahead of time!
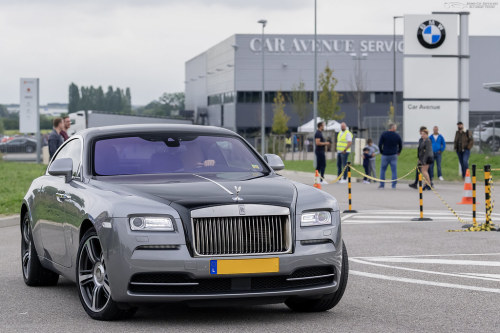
[1,0,499,105]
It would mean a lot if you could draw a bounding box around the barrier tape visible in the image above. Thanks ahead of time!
[449,165,497,232]
[408,168,471,226]
[318,164,348,184]
[349,165,418,183]
[312,160,498,231]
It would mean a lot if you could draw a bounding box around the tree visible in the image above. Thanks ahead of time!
[159,92,185,115]
[80,86,90,111]
[124,87,132,113]
[318,64,344,126]
[291,80,310,126]
[68,83,80,113]
[0,118,4,135]
[105,86,114,111]
[139,92,185,117]
[96,86,105,110]
[272,91,290,135]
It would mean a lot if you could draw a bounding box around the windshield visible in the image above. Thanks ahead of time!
[93,134,268,176]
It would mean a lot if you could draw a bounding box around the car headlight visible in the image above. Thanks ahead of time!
[129,216,175,231]
[301,211,332,227]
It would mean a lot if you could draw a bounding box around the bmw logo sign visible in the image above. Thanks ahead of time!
[417,20,446,49]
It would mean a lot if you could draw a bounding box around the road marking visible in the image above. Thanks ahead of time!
[344,220,449,224]
[341,209,500,225]
[350,270,500,294]
[364,257,500,267]
[350,258,500,283]
[345,210,500,216]
[342,213,355,220]
[459,273,500,280]
[350,216,468,220]
[354,253,500,259]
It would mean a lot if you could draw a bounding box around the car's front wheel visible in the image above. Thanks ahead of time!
[487,136,500,152]
[21,214,59,286]
[285,241,349,312]
[77,229,136,321]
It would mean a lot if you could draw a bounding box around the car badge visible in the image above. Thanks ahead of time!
[233,186,243,202]
[239,205,246,215]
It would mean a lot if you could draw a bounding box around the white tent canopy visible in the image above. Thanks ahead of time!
[297,117,342,133]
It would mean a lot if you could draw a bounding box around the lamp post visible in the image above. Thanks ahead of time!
[258,19,267,155]
[313,0,318,153]
[393,16,403,119]
[350,53,368,137]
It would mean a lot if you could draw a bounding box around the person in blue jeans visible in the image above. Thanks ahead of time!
[429,125,446,181]
[454,122,473,179]
[378,123,403,189]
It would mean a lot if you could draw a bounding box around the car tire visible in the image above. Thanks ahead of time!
[76,228,137,321]
[285,241,349,312]
[487,137,500,152]
[26,146,34,153]
[21,214,59,286]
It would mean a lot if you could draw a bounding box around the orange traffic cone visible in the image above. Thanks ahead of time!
[457,169,473,204]
[313,170,322,189]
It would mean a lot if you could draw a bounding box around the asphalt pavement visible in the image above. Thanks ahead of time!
[1,170,499,332]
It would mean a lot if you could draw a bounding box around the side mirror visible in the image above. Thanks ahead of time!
[264,154,285,171]
[48,158,73,183]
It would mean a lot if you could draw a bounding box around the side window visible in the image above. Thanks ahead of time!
[52,139,82,178]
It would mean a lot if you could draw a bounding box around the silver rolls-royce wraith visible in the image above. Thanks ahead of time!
[20,124,348,320]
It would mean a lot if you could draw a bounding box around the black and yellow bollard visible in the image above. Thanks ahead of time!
[343,162,358,213]
[482,165,495,231]
[412,169,432,221]
[462,164,478,229]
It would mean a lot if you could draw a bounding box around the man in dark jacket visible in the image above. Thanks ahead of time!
[378,123,403,189]
[409,126,427,189]
[48,118,64,159]
[454,121,473,179]
[314,122,330,183]
[60,115,71,141]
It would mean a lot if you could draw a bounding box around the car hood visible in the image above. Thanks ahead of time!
[95,172,296,210]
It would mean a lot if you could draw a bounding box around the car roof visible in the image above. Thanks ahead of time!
[76,124,238,141]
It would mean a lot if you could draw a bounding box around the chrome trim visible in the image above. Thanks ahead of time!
[130,282,199,286]
[190,205,292,257]
[191,204,289,218]
[286,273,335,282]
[193,174,233,195]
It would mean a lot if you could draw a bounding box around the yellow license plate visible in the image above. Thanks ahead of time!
[210,258,279,275]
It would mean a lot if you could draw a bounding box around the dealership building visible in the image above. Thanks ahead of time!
[185,33,500,140]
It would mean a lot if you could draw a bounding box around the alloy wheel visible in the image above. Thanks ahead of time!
[78,236,111,313]
[21,216,31,279]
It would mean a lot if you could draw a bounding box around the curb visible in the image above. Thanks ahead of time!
[0,215,19,228]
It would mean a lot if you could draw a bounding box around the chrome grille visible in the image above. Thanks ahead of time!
[192,215,290,256]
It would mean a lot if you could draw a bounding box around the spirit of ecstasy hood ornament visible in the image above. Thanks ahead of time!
[232,186,243,202]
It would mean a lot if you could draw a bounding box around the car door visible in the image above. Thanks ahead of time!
[9,138,25,152]
[38,139,82,268]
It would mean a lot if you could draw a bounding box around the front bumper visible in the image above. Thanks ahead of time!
[100,217,342,303]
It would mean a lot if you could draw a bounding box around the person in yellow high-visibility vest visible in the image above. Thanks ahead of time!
[336,122,352,184]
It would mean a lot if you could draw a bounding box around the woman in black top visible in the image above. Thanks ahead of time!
[418,129,434,190]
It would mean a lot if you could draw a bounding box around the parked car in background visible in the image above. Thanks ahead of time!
[1,135,13,143]
[0,137,37,153]
[20,124,348,320]
[473,120,500,152]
